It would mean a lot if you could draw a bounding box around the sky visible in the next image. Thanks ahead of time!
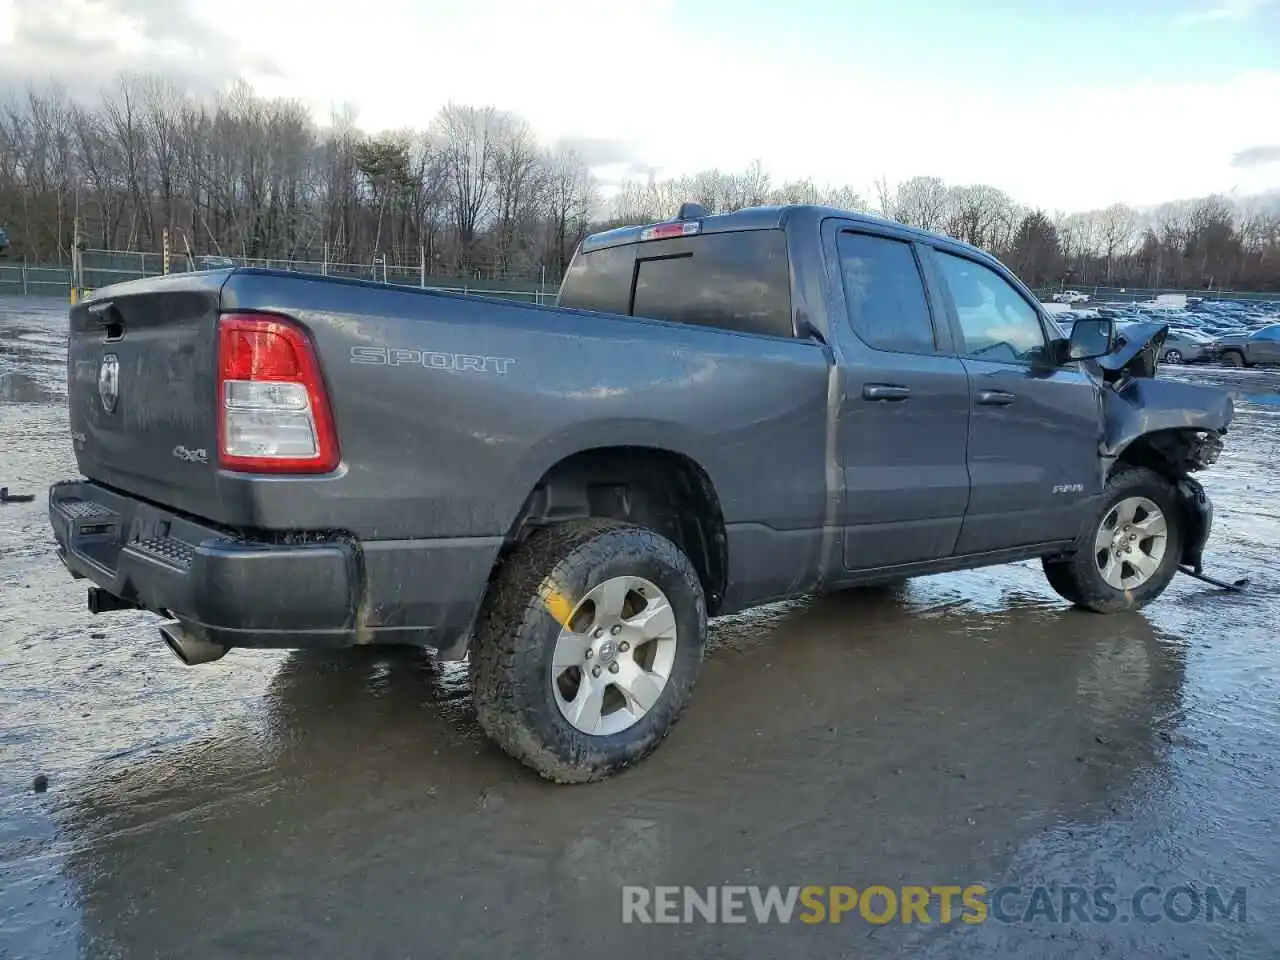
[1,0,1278,213]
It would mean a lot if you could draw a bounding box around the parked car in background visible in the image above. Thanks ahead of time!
[0,227,10,256]
[1157,327,1220,364]
[196,255,236,270]
[1054,289,1089,304]
[1212,324,1280,367]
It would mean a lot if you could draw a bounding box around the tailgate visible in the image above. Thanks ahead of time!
[68,273,227,517]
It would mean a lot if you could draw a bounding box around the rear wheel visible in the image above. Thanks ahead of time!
[1222,350,1245,368]
[1042,466,1184,613]
[470,519,707,783]
[1164,349,1183,364]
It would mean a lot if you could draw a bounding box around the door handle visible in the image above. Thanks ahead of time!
[862,384,911,402]
[976,390,1016,406]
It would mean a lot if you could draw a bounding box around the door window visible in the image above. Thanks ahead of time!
[935,251,1047,363]
[836,231,938,354]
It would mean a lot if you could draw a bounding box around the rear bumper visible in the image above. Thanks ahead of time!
[48,479,499,658]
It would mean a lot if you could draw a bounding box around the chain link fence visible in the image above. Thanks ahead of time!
[0,251,557,305]
[0,261,75,298]
[1034,284,1278,304]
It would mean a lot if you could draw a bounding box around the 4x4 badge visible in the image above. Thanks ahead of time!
[98,353,119,413]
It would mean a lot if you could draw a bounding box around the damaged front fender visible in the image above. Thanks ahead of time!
[1102,378,1235,465]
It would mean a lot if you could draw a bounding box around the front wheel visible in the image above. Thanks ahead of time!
[470,519,707,783]
[1042,466,1184,613]
[1164,349,1183,364]
[1222,350,1245,368]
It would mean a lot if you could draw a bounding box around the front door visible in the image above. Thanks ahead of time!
[827,225,972,570]
[927,247,1104,554]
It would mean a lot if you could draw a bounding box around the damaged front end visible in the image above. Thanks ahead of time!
[1098,320,1235,574]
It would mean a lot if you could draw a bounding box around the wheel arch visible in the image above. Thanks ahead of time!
[500,443,729,615]
[1107,439,1216,574]
[1108,426,1225,479]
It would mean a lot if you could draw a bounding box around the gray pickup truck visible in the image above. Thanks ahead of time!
[49,203,1234,782]
[1214,323,1280,367]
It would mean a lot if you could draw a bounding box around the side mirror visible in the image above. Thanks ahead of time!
[1065,317,1114,361]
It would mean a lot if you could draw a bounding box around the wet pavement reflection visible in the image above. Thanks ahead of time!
[2,296,1279,958]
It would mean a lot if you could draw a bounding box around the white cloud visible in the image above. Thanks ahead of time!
[0,0,17,44]
[1179,0,1273,23]
[6,0,1278,213]
[206,0,1280,211]
[0,0,274,95]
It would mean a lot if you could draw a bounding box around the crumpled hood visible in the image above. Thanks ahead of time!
[1096,320,1168,382]
[1094,319,1235,458]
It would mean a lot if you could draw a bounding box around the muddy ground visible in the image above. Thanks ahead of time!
[2,293,1278,959]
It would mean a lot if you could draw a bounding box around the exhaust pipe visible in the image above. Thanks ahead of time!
[158,620,227,666]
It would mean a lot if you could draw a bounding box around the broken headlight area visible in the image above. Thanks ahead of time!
[1187,430,1226,470]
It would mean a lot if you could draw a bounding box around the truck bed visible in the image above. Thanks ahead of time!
[67,268,832,541]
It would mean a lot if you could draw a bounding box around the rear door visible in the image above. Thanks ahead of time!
[68,275,226,516]
[823,222,972,570]
[926,246,1103,553]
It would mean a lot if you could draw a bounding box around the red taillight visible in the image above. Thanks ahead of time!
[216,312,339,473]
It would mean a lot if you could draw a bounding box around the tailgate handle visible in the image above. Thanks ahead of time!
[88,301,124,340]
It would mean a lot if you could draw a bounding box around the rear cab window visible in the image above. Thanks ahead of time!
[559,229,794,339]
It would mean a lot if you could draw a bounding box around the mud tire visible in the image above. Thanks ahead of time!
[1042,466,1184,614]
[470,518,707,783]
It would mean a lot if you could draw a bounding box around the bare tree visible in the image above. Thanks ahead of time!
[944,184,1014,251]
[1185,196,1240,289]
[141,77,185,241]
[489,112,545,272]
[101,74,153,249]
[2,74,1279,293]
[1097,202,1139,283]
[544,147,594,275]
[882,176,949,232]
[434,103,498,270]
